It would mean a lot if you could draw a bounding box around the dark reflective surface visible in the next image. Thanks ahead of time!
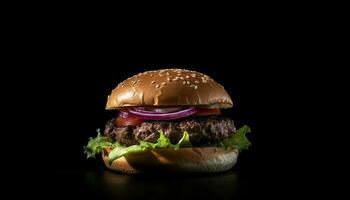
[99,170,238,199]
[55,168,240,199]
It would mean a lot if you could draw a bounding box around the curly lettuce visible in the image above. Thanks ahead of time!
[83,129,122,158]
[217,125,252,151]
[108,131,191,164]
[84,125,251,164]
[84,130,191,164]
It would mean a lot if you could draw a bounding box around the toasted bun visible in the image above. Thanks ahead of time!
[106,69,233,109]
[102,147,238,174]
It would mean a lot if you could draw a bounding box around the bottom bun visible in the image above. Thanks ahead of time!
[102,147,239,174]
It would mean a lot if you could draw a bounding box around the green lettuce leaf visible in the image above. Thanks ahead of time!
[217,125,251,151]
[173,131,191,149]
[84,130,192,164]
[84,125,251,165]
[107,145,145,164]
[108,131,191,164]
[83,129,122,158]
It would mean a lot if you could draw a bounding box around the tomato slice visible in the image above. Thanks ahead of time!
[116,116,144,127]
[194,108,221,116]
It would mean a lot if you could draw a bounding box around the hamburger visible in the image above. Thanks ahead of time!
[84,69,251,173]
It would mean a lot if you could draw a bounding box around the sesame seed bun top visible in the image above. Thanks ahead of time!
[106,69,233,109]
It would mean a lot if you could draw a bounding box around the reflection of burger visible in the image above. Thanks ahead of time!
[84,69,251,173]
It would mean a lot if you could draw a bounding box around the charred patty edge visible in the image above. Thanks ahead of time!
[104,116,236,147]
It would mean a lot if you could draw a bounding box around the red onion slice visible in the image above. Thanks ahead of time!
[133,107,184,113]
[128,107,197,120]
[118,110,130,118]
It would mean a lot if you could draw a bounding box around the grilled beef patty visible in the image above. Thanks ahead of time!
[104,116,236,146]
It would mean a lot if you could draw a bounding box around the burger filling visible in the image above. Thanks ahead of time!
[105,116,236,146]
[84,107,251,164]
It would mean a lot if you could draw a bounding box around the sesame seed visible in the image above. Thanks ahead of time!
[161,82,167,85]
[202,80,207,83]
[186,75,190,79]
[151,81,156,84]
[195,80,199,83]
[190,84,195,87]
[187,81,190,85]
[180,77,184,80]
[156,84,160,88]
[183,81,186,85]
[166,72,170,75]
[172,78,178,81]
[194,85,198,90]
[167,77,171,81]
[191,74,196,77]
[159,74,164,77]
